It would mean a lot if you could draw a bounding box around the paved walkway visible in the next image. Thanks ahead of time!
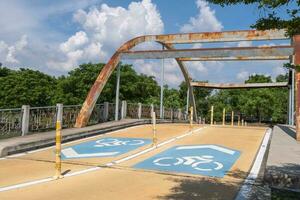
[0,125,267,200]
[265,125,300,190]
[0,119,150,157]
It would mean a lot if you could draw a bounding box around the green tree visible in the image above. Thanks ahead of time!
[54,63,161,105]
[207,0,300,36]
[0,68,57,108]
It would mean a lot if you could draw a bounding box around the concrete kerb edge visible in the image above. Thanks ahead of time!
[0,119,177,157]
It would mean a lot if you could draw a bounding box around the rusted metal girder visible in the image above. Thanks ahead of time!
[162,43,198,121]
[178,56,290,61]
[121,46,293,60]
[75,29,290,128]
[191,82,289,89]
[293,35,300,141]
[154,29,287,44]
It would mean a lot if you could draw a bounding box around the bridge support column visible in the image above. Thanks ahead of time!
[293,35,300,141]
[115,64,121,121]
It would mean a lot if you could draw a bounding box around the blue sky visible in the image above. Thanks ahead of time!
[0,0,291,87]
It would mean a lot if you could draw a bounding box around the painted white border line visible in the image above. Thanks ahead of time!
[0,126,204,192]
[235,128,272,200]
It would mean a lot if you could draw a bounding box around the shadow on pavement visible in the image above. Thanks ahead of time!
[157,169,248,200]
[277,125,296,140]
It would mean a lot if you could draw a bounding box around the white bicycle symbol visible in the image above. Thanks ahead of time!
[153,155,223,171]
[94,138,145,147]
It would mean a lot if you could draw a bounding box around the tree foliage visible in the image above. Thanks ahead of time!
[207,0,300,36]
[0,64,289,123]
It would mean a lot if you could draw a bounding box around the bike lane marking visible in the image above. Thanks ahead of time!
[61,137,152,159]
[0,127,204,192]
[134,144,241,177]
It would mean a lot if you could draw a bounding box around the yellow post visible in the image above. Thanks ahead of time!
[152,112,157,147]
[222,108,225,125]
[54,121,63,179]
[231,111,234,126]
[189,106,193,131]
[238,115,240,126]
[210,106,214,125]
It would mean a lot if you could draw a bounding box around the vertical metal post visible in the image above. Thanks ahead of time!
[231,111,234,126]
[238,115,241,126]
[178,108,182,120]
[103,102,109,121]
[152,111,157,147]
[186,88,190,116]
[160,45,164,119]
[210,106,214,125]
[292,69,295,125]
[54,103,63,179]
[150,104,154,117]
[115,64,121,121]
[121,100,127,119]
[21,105,30,136]
[138,103,142,119]
[222,108,225,125]
[56,104,63,123]
[190,106,193,130]
[288,81,292,124]
[293,35,300,140]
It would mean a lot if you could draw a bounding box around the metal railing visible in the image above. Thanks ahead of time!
[0,102,185,139]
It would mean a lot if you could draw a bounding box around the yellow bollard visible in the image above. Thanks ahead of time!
[54,121,63,179]
[152,112,157,147]
[238,115,240,126]
[189,106,193,131]
[210,106,214,125]
[231,111,234,126]
[222,108,226,126]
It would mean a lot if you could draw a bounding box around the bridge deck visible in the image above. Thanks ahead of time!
[0,124,267,200]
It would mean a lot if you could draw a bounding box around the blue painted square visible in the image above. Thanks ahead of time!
[134,145,241,178]
[61,137,151,159]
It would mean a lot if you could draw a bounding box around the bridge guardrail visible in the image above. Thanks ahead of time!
[0,102,185,139]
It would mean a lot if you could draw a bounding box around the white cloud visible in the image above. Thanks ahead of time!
[48,0,164,71]
[133,59,184,87]
[180,0,223,33]
[0,35,28,64]
[236,71,250,81]
[60,31,89,53]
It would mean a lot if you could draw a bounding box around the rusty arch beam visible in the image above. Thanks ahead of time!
[75,38,198,127]
[75,29,288,127]
[191,82,289,89]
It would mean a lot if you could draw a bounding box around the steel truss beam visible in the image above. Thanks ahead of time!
[178,56,290,61]
[74,29,292,128]
[153,29,288,44]
[191,82,289,89]
[121,46,293,60]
